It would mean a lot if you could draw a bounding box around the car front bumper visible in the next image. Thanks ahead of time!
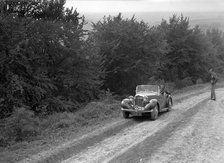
[121,108,153,113]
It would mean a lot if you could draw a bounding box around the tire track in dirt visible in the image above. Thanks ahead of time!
[62,89,213,163]
[20,86,210,163]
[146,90,224,163]
[109,89,224,163]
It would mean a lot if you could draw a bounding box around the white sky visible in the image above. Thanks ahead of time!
[65,0,224,13]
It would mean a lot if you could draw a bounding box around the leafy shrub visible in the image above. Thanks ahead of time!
[175,77,193,89]
[147,76,158,85]
[0,135,8,147]
[40,112,76,129]
[2,107,40,143]
[52,112,76,129]
[81,101,120,121]
[196,78,203,84]
[165,82,175,93]
[39,100,120,131]
[99,88,115,104]
[54,119,74,129]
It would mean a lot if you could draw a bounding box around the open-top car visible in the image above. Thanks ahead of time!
[121,85,173,120]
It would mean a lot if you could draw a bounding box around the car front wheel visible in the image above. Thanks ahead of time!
[150,104,159,120]
[122,111,129,119]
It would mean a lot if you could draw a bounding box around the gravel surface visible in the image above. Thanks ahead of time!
[147,89,224,163]
[18,85,223,163]
[62,88,222,163]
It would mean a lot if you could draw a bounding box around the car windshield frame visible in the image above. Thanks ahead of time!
[136,85,159,95]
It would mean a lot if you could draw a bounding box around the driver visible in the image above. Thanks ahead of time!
[160,84,166,95]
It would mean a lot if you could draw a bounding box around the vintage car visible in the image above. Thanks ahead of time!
[121,85,173,120]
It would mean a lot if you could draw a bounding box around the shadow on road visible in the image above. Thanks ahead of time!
[130,110,170,122]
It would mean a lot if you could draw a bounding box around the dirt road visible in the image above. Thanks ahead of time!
[60,88,224,163]
[20,87,223,163]
[146,90,224,163]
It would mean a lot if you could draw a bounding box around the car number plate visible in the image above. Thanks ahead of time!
[133,112,142,116]
[137,112,142,116]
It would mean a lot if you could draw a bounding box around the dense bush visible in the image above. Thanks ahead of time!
[80,100,120,120]
[1,107,40,145]
[38,100,119,131]
[45,112,77,129]
[175,77,194,89]
[196,78,203,84]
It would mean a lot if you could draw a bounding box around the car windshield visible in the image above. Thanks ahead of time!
[136,85,158,94]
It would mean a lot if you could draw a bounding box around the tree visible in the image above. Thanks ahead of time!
[157,14,212,83]
[90,14,169,94]
[206,28,224,73]
[0,0,103,117]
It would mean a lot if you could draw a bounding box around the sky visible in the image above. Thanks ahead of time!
[65,0,224,13]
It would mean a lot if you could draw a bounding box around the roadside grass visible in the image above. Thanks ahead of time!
[173,83,209,95]
[0,82,224,162]
[0,98,121,163]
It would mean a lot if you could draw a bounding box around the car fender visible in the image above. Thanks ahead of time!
[121,98,133,109]
[145,99,158,110]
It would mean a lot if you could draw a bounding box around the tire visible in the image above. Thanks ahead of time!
[150,104,159,120]
[167,98,172,112]
[122,111,129,119]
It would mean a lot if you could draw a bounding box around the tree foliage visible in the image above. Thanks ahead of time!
[155,15,224,83]
[89,13,224,94]
[90,14,169,94]
[0,0,102,117]
[1,0,224,118]
[206,28,224,72]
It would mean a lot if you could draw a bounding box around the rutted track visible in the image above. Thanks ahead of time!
[63,89,214,163]
[146,91,224,163]
[20,86,211,163]
[109,92,224,163]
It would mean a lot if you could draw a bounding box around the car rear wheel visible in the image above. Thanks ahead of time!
[122,111,129,119]
[150,104,159,120]
[167,98,172,112]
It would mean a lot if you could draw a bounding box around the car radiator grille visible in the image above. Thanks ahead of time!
[135,97,144,107]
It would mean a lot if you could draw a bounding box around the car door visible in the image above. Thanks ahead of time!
[157,94,167,110]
